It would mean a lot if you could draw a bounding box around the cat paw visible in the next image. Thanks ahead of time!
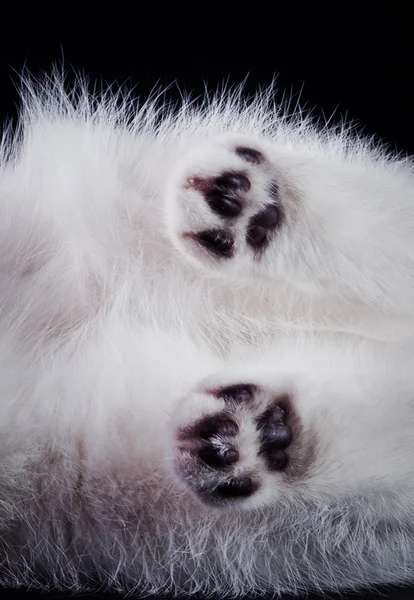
[165,138,295,278]
[170,380,307,507]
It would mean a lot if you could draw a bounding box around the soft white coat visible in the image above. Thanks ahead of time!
[1,73,414,596]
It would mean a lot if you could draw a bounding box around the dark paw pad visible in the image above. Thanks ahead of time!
[181,414,240,470]
[214,172,251,192]
[211,476,257,499]
[193,229,234,258]
[189,172,250,219]
[198,445,239,468]
[247,203,282,250]
[197,416,239,439]
[235,146,265,165]
[216,383,256,404]
[256,403,292,471]
[205,172,250,218]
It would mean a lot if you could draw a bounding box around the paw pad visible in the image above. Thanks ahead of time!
[192,229,234,258]
[182,145,283,260]
[235,146,264,164]
[174,383,296,505]
[211,476,258,499]
[247,204,282,250]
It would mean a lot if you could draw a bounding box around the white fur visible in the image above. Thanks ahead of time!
[1,72,414,596]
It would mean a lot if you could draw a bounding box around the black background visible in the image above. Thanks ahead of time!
[1,2,414,599]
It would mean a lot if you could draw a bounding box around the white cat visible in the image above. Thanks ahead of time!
[0,73,414,596]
